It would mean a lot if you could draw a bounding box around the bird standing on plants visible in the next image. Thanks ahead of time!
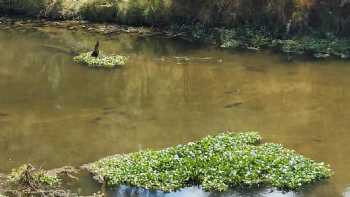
[91,41,100,57]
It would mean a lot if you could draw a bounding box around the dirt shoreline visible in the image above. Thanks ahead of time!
[0,16,163,36]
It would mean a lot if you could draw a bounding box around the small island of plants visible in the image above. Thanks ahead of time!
[87,132,332,192]
[73,51,127,68]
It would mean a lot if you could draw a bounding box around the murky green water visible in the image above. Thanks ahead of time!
[0,25,349,197]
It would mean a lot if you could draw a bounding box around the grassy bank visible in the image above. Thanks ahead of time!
[1,0,349,34]
[1,0,349,58]
[87,132,332,192]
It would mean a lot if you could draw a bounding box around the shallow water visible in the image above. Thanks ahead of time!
[0,25,349,197]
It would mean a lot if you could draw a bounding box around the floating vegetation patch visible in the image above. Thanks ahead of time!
[87,132,332,192]
[7,164,60,192]
[73,51,127,68]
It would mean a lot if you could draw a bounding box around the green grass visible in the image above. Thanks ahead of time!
[88,132,332,192]
[73,51,127,68]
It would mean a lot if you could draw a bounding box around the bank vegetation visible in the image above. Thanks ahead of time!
[1,0,350,58]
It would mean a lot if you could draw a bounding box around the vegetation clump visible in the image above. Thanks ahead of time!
[7,164,60,192]
[88,132,332,192]
[272,37,350,58]
[169,25,350,59]
[73,51,127,68]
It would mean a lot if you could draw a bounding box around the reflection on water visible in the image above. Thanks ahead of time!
[344,187,350,197]
[109,186,297,197]
[0,25,349,197]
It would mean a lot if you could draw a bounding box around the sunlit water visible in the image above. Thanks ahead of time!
[0,25,349,197]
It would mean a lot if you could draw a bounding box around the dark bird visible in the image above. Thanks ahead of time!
[91,41,100,57]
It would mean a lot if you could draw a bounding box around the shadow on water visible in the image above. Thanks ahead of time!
[0,24,349,196]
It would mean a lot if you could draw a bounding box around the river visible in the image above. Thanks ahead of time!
[0,25,349,197]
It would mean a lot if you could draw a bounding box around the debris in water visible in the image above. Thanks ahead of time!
[7,164,60,192]
[224,102,243,108]
[0,113,9,117]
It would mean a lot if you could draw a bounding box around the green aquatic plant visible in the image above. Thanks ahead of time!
[7,164,60,191]
[272,37,350,58]
[73,51,127,68]
[275,39,305,54]
[167,24,350,58]
[88,132,332,192]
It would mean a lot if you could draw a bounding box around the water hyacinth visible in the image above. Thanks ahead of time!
[73,51,127,68]
[88,132,332,192]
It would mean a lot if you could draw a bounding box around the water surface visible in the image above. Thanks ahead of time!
[0,25,349,197]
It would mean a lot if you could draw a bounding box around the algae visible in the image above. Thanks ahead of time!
[73,51,127,68]
[87,132,332,192]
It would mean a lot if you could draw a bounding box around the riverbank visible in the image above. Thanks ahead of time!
[0,17,158,36]
[1,16,349,60]
[1,0,350,59]
[1,0,349,34]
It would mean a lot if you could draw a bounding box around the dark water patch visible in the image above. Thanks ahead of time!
[224,102,243,109]
[90,117,103,124]
[103,107,116,111]
[60,169,102,196]
[103,111,116,116]
[244,65,267,73]
[224,89,241,95]
[0,113,9,117]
